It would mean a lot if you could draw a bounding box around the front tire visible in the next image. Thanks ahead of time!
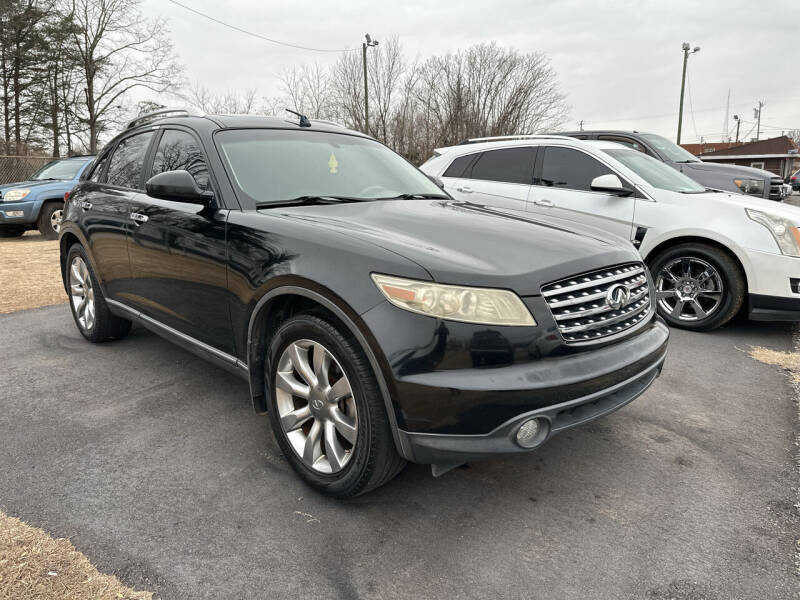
[66,244,132,342]
[648,243,745,331]
[37,202,64,239]
[265,313,405,497]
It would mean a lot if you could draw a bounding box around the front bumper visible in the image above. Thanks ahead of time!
[745,248,800,301]
[361,297,669,466]
[399,357,662,470]
[0,201,35,224]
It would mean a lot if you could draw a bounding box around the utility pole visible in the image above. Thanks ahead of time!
[579,120,584,131]
[733,114,740,143]
[677,42,700,145]
[754,101,764,141]
[362,33,378,135]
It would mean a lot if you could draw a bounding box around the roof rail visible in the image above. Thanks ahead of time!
[458,134,574,145]
[125,107,204,130]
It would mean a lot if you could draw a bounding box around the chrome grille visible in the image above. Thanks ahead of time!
[541,263,652,344]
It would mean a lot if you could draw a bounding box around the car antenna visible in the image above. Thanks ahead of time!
[285,108,311,128]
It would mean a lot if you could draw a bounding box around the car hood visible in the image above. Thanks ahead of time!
[671,188,800,221]
[269,199,639,295]
[682,161,776,180]
[0,179,68,194]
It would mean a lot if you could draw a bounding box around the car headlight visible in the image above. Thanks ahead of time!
[734,178,764,196]
[372,274,536,326]
[746,209,800,257]
[3,188,30,202]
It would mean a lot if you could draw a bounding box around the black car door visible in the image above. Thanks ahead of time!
[79,131,155,299]
[125,127,235,355]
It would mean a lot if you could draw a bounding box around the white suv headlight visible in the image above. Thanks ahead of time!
[746,209,800,257]
[3,188,30,202]
[372,274,536,326]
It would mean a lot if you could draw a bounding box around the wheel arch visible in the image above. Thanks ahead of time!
[641,234,750,293]
[246,282,411,460]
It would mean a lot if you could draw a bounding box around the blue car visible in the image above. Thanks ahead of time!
[0,156,95,239]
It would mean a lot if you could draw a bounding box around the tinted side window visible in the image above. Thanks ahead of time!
[538,147,614,191]
[106,132,154,189]
[151,129,209,190]
[469,147,535,184]
[87,153,110,182]
[443,154,475,178]
[598,136,648,154]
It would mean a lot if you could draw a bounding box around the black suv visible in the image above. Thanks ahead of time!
[60,109,669,497]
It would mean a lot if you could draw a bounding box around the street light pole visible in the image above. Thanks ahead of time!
[362,33,378,135]
[676,42,700,145]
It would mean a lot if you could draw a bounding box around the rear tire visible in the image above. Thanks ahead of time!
[648,243,745,331]
[0,225,26,237]
[37,202,64,239]
[265,313,405,497]
[66,244,132,342]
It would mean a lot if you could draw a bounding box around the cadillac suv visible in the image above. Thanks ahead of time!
[59,109,668,497]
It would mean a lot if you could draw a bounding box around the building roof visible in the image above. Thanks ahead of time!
[698,135,798,158]
[681,142,740,156]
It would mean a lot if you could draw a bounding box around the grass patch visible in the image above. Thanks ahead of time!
[0,232,65,314]
[0,510,151,599]
[748,345,800,383]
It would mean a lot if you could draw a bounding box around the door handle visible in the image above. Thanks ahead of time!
[130,212,149,224]
[456,186,473,193]
[534,199,555,207]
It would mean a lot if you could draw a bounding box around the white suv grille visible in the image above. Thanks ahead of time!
[541,263,652,344]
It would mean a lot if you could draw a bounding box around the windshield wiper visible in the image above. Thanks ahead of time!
[377,193,450,200]
[675,160,700,164]
[257,195,368,209]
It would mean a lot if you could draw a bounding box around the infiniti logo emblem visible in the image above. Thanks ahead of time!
[311,398,324,410]
[606,283,630,310]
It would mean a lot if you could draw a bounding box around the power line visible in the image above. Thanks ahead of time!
[165,0,358,53]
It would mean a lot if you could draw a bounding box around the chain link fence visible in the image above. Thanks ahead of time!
[0,155,55,185]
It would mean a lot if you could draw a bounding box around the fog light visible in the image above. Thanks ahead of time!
[516,418,544,448]
[5,210,23,217]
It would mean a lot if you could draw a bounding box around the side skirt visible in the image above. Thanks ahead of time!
[106,299,249,381]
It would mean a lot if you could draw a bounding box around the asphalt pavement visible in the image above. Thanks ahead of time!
[1,304,797,599]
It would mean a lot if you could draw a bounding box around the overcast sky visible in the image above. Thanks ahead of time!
[142,0,798,144]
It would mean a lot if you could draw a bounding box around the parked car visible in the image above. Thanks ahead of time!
[555,130,788,202]
[0,156,94,238]
[788,168,800,192]
[59,109,668,497]
[421,135,800,331]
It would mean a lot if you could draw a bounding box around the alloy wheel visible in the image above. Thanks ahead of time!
[655,257,723,322]
[50,208,63,234]
[69,256,96,331]
[274,339,358,474]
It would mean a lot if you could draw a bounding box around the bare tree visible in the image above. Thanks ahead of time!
[185,83,258,114]
[70,0,183,152]
[787,129,800,148]
[279,62,336,121]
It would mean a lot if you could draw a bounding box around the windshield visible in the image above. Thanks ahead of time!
[605,148,706,193]
[216,129,444,204]
[640,133,700,163]
[31,158,90,181]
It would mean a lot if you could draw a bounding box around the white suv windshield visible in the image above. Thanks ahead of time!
[605,148,706,193]
[216,129,444,204]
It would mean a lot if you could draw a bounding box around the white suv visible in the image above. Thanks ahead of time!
[421,135,800,331]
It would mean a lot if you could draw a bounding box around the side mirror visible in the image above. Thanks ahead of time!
[145,170,212,204]
[427,174,445,189]
[590,174,633,197]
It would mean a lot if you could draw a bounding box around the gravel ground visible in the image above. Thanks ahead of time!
[0,305,797,599]
[0,232,63,314]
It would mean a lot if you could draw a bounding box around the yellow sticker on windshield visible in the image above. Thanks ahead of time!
[328,152,338,174]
